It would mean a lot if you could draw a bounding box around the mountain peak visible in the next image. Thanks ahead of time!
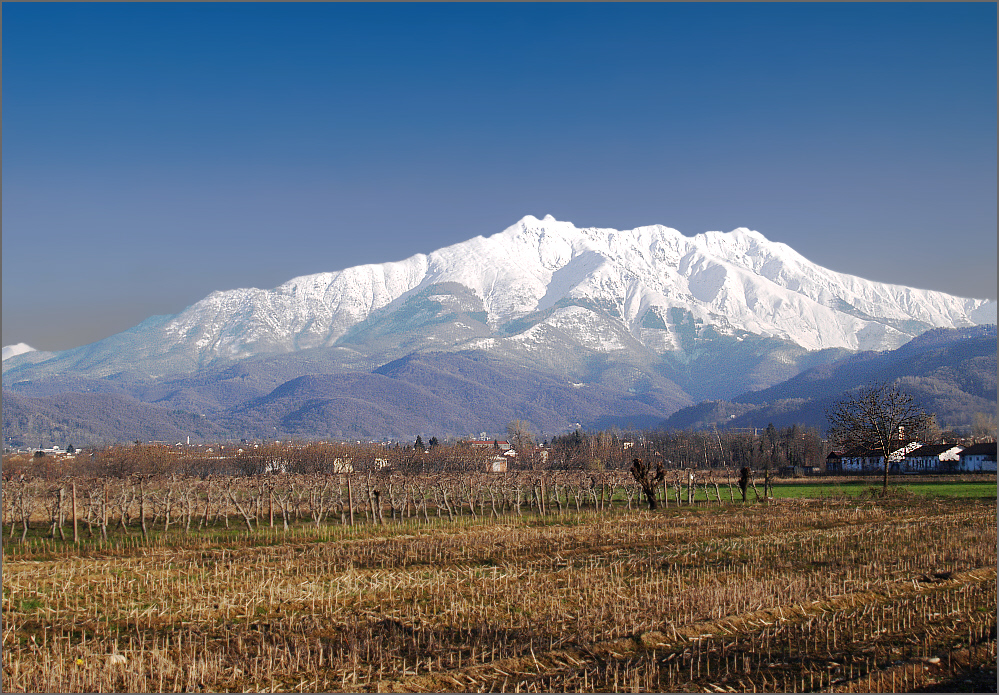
[521,213,560,222]
[4,216,993,383]
[512,213,575,231]
[727,227,765,239]
[2,343,36,361]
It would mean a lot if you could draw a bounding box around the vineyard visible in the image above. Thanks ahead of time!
[2,470,996,693]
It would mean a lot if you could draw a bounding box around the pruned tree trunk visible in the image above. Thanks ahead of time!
[629,458,665,510]
[140,481,148,538]
[739,467,751,503]
[347,476,355,526]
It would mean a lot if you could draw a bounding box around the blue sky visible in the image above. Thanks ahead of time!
[3,2,996,351]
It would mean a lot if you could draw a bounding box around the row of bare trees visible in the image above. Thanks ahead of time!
[550,424,825,471]
[1,466,764,543]
[4,423,827,481]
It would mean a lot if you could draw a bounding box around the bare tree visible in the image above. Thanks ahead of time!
[506,420,535,455]
[971,412,996,442]
[826,382,929,496]
[738,467,751,502]
[629,457,664,510]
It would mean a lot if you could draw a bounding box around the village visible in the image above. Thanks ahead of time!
[5,424,996,479]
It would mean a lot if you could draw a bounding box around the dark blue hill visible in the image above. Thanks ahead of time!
[662,326,996,432]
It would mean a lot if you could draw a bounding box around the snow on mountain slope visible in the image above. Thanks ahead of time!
[2,343,36,361]
[4,215,994,380]
[167,215,989,353]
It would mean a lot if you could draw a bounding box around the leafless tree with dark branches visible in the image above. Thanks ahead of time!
[629,457,665,510]
[826,381,929,496]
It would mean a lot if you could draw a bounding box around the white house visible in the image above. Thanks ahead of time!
[902,444,963,472]
[264,459,288,474]
[838,448,879,472]
[956,442,997,472]
[331,458,354,473]
[840,441,922,472]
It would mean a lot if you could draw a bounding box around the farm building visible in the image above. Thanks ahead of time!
[837,447,882,472]
[330,458,354,473]
[902,444,963,472]
[825,450,844,472]
[779,465,816,477]
[956,442,997,472]
[488,455,508,473]
[837,441,922,472]
[468,440,512,451]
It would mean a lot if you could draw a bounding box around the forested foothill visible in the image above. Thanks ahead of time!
[662,325,997,432]
[4,326,994,449]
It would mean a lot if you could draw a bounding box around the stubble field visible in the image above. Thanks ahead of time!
[3,493,996,693]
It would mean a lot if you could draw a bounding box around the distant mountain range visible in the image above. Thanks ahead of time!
[3,215,995,446]
[661,325,996,432]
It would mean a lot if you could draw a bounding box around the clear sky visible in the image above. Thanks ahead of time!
[3,2,996,352]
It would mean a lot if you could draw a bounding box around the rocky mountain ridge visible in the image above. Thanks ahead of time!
[3,215,995,446]
[5,215,993,383]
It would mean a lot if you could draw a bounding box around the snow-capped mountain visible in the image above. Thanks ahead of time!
[2,343,36,361]
[4,215,995,384]
[156,214,996,357]
[4,215,995,444]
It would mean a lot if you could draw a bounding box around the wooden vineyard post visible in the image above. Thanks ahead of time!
[54,487,66,540]
[347,476,354,526]
[98,479,108,540]
[140,478,148,539]
[72,482,79,543]
[268,487,274,528]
